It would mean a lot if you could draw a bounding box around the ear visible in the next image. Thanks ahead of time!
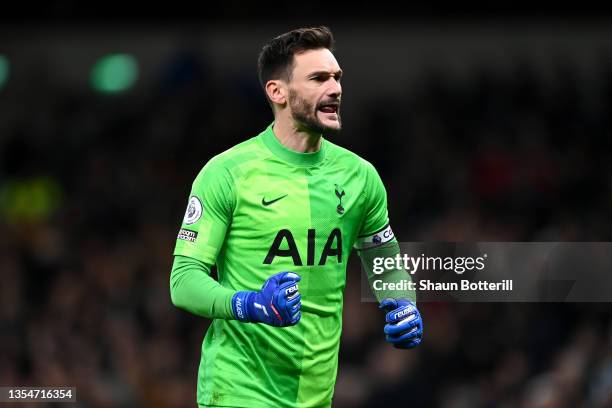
[265,80,287,106]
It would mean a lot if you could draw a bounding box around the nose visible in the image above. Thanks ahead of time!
[328,77,342,100]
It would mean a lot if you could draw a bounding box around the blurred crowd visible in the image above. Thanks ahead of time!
[1,43,611,407]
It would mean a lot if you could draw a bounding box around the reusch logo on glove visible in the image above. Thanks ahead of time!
[235,297,245,320]
[393,306,415,320]
[286,284,299,300]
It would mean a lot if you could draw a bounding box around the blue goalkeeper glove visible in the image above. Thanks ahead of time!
[231,272,301,327]
[379,298,423,349]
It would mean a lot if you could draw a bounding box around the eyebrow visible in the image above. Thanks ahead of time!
[307,70,343,78]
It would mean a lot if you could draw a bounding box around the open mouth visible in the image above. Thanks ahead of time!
[318,103,339,114]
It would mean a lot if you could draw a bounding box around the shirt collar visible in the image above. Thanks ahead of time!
[260,122,327,166]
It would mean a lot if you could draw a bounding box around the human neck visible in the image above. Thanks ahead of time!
[272,119,322,153]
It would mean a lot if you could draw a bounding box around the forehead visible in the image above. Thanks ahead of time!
[291,48,341,77]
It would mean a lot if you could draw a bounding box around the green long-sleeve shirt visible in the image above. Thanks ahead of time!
[170,123,414,408]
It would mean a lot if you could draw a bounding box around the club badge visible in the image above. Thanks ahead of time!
[335,184,345,214]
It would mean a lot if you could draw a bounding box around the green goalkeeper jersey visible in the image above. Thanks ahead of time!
[173,123,395,408]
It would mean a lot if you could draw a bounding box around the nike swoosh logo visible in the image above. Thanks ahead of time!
[262,194,288,206]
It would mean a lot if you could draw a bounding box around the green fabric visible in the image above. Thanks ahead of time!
[172,123,397,408]
[170,255,235,319]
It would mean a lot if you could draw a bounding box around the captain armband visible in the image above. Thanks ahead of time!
[354,224,395,250]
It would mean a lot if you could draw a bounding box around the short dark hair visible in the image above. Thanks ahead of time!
[257,26,335,90]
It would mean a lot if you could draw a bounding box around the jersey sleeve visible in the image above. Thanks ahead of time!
[358,241,416,303]
[354,162,395,250]
[354,163,415,303]
[173,158,236,263]
[170,255,235,319]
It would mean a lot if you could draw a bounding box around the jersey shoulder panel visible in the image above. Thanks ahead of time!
[201,135,269,174]
[324,139,380,182]
[193,135,273,192]
[175,135,270,263]
[324,138,369,164]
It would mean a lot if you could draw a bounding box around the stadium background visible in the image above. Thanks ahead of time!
[1,8,612,407]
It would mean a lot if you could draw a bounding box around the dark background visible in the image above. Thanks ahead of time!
[1,7,612,407]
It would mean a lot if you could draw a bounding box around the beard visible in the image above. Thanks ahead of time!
[288,88,342,136]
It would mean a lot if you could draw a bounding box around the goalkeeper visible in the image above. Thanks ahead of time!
[170,26,423,408]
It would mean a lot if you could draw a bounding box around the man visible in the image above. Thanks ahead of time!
[170,26,423,408]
